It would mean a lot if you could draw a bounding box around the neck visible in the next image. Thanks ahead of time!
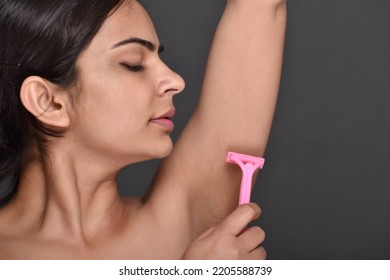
[8,145,131,245]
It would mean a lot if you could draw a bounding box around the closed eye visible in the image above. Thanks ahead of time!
[121,63,144,72]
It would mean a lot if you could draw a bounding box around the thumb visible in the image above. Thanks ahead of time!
[218,203,261,236]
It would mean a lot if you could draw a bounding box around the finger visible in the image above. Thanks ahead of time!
[249,246,267,260]
[238,226,265,251]
[218,203,261,236]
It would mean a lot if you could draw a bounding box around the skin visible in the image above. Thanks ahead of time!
[0,0,286,259]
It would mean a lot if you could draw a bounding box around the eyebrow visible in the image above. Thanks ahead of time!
[111,37,165,53]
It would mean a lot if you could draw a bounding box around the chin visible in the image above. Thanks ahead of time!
[125,132,174,162]
[153,141,174,159]
[138,136,174,160]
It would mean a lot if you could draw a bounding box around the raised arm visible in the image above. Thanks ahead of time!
[147,0,287,237]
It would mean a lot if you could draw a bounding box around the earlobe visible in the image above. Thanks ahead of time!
[20,76,71,129]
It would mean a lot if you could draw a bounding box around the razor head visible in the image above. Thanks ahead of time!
[226,151,265,169]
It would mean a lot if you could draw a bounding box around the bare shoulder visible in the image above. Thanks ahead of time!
[0,236,28,260]
[0,210,32,259]
[0,218,24,259]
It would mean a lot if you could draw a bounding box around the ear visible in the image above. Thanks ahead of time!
[20,76,71,129]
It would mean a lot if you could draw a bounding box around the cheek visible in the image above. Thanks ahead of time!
[80,94,148,138]
[74,82,154,147]
[81,71,151,120]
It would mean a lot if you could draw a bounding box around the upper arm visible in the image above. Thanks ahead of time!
[145,0,287,236]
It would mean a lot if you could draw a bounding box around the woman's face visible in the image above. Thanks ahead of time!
[71,0,185,164]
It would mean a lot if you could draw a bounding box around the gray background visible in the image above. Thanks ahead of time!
[117,0,390,259]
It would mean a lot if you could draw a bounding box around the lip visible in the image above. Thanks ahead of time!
[152,108,176,120]
[149,108,176,132]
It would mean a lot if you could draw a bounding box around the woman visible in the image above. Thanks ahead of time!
[0,0,286,259]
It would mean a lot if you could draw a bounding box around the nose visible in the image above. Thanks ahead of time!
[156,63,185,97]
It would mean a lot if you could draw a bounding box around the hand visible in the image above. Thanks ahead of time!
[182,203,266,260]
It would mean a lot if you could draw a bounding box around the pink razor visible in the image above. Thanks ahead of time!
[226,152,265,205]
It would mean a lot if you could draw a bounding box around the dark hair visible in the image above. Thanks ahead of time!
[0,0,125,207]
